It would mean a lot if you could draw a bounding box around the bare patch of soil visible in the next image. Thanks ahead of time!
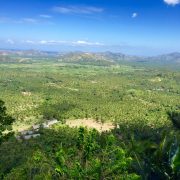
[66,118,115,132]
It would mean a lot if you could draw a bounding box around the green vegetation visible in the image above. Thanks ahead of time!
[0,56,179,179]
[0,100,15,145]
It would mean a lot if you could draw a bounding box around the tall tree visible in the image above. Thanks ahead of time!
[0,100,15,144]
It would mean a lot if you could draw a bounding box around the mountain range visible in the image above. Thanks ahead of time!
[0,49,180,68]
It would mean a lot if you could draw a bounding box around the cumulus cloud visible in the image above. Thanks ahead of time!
[132,12,138,18]
[164,0,180,5]
[52,5,104,14]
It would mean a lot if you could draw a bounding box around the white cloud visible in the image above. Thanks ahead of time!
[24,40,35,44]
[73,40,104,46]
[0,17,39,24]
[20,17,53,25]
[0,16,53,25]
[22,39,104,46]
[22,40,66,45]
[132,12,138,18]
[40,14,52,18]
[39,40,67,45]
[39,40,51,44]
[52,5,104,14]
[7,39,15,44]
[164,0,180,5]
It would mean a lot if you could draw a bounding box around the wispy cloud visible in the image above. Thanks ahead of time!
[40,14,52,18]
[38,40,67,45]
[0,16,53,25]
[73,40,104,46]
[22,18,38,24]
[23,40,36,44]
[164,0,180,5]
[132,12,138,18]
[6,39,15,44]
[23,39,104,46]
[0,17,38,24]
[52,5,104,15]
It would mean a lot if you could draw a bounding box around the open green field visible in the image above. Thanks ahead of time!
[0,61,179,131]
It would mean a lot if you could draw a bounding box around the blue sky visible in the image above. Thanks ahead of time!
[0,0,180,55]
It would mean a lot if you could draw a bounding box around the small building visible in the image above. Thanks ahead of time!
[23,134,40,140]
[20,130,34,136]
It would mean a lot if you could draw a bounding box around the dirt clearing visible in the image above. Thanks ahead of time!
[65,118,115,132]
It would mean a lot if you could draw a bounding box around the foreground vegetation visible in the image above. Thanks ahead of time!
[0,111,179,179]
[0,56,179,179]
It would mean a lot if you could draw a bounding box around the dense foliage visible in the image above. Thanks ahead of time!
[0,100,15,144]
[0,123,179,179]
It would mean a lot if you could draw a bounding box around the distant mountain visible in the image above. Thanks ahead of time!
[0,49,179,68]
[58,51,180,68]
[58,51,141,66]
[0,49,59,57]
[146,52,180,64]
[58,52,116,66]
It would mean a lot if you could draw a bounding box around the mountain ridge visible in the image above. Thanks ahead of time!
[0,49,180,67]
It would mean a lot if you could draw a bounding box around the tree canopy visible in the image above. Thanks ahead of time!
[0,100,15,144]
